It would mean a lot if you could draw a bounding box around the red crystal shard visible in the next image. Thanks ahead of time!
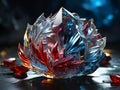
[38,42,50,66]
[2,58,16,67]
[2,57,29,79]
[10,65,29,79]
[110,74,120,84]
[53,56,73,67]
[53,56,84,72]
[18,43,30,67]
[51,42,59,60]
[32,42,52,71]
[31,42,47,65]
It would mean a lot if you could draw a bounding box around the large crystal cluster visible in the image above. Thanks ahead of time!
[18,7,107,78]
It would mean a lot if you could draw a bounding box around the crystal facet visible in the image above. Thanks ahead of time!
[18,7,108,78]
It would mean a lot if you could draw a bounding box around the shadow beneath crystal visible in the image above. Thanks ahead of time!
[15,76,100,90]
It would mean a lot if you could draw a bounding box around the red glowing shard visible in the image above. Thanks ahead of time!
[110,74,120,84]
[10,65,29,79]
[2,58,16,67]
[38,42,49,66]
[51,42,59,60]
[31,42,52,71]
[18,43,30,67]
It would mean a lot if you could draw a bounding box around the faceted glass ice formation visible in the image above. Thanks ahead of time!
[18,7,107,78]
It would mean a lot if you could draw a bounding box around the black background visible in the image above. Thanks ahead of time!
[0,0,120,48]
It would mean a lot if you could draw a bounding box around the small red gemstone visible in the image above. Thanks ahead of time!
[2,57,29,79]
[10,65,29,79]
[2,58,16,67]
[110,74,120,84]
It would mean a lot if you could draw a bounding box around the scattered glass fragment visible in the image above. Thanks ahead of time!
[1,58,29,79]
[10,65,29,79]
[1,58,16,67]
[110,74,120,84]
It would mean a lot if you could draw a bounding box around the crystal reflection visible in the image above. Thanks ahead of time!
[14,76,111,90]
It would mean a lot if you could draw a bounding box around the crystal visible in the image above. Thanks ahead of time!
[18,7,109,78]
[1,58,29,79]
[2,58,16,67]
[10,65,29,79]
[110,74,120,86]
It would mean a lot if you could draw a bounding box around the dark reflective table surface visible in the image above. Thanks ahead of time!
[0,45,120,90]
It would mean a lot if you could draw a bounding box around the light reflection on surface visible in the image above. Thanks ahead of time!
[89,67,114,76]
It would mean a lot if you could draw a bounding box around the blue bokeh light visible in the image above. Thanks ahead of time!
[103,14,114,25]
[57,0,117,27]
[82,0,115,27]
[82,0,106,10]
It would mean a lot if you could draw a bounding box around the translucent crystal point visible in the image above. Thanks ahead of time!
[18,7,108,78]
